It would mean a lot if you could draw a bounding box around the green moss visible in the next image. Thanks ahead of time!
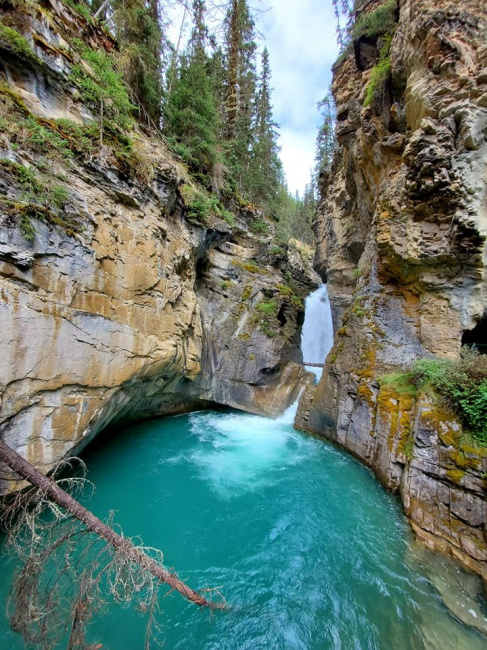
[378,372,418,397]
[241,285,252,302]
[446,469,465,485]
[253,298,279,338]
[63,0,93,22]
[0,20,42,65]
[220,280,230,291]
[364,55,391,108]
[232,259,266,275]
[276,284,303,310]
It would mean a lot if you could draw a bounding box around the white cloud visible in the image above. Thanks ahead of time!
[257,0,339,194]
[279,128,316,196]
[166,0,339,195]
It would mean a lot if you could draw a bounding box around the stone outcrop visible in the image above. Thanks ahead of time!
[0,1,317,489]
[297,0,487,581]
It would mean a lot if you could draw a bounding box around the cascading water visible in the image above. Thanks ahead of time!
[301,284,334,380]
[1,288,486,649]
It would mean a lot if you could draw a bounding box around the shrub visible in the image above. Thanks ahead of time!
[69,39,135,128]
[364,43,391,108]
[411,348,487,446]
[352,0,398,41]
[251,219,269,235]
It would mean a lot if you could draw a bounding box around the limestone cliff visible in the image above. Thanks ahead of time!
[297,0,487,581]
[0,0,317,488]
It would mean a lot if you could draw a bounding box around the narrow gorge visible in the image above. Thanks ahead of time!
[0,0,486,648]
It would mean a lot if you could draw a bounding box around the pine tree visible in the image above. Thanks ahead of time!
[163,0,224,189]
[111,0,164,124]
[315,91,336,175]
[223,0,258,191]
[249,47,281,211]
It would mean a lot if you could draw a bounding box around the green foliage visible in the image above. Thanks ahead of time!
[112,0,164,122]
[411,349,487,446]
[253,298,279,337]
[179,184,222,226]
[0,159,75,240]
[364,40,391,108]
[352,0,398,40]
[251,219,269,235]
[378,372,418,396]
[165,51,223,185]
[0,20,42,64]
[63,0,93,22]
[70,38,135,128]
[221,210,236,226]
[220,281,230,291]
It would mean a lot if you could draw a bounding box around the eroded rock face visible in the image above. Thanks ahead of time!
[297,0,487,580]
[0,1,317,489]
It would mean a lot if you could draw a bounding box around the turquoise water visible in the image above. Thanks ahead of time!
[1,406,486,649]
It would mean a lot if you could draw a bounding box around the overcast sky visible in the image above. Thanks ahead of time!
[168,1,339,196]
[257,1,339,195]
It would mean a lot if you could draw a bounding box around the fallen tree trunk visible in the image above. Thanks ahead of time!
[0,439,223,609]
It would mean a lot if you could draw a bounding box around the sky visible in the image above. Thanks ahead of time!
[167,1,339,196]
[257,0,339,195]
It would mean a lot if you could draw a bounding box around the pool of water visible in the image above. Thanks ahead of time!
[1,406,486,649]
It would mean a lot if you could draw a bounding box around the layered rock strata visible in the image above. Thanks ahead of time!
[0,0,317,488]
[297,0,487,581]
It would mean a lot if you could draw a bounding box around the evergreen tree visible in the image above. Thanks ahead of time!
[111,0,164,124]
[249,47,281,212]
[315,91,336,175]
[223,0,258,191]
[163,0,224,189]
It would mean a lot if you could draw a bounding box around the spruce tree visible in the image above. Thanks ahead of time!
[163,0,224,189]
[111,0,164,124]
[249,48,281,213]
[315,92,336,175]
[223,0,258,192]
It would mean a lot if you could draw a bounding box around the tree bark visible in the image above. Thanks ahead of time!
[0,439,223,609]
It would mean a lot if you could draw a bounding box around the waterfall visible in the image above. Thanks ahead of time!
[301,284,334,381]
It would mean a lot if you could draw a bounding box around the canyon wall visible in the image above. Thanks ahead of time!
[0,0,317,486]
[297,0,487,581]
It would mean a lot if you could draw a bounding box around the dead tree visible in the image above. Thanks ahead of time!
[0,439,225,648]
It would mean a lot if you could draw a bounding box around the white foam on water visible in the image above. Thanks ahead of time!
[186,284,334,498]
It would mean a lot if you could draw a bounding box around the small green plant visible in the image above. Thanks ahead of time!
[352,0,398,41]
[411,349,487,446]
[69,39,135,128]
[0,21,42,65]
[256,299,278,316]
[269,245,284,256]
[364,54,391,108]
[63,0,93,22]
[220,281,230,291]
[378,372,418,397]
[221,210,236,226]
[241,286,252,301]
[253,298,279,338]
[251,219,269,235]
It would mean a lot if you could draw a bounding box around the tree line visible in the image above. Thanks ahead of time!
[68,0,321,243]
